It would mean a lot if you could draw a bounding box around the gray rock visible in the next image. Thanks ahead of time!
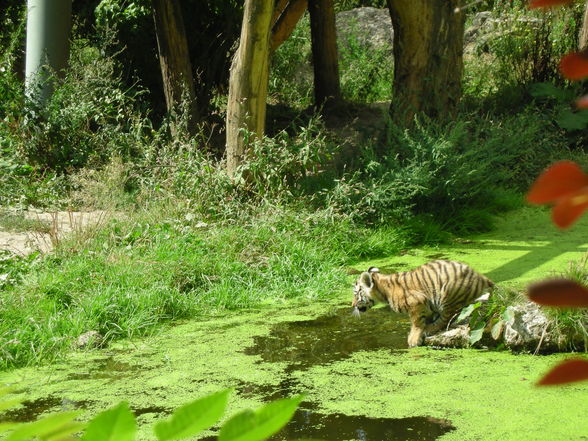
[336,7,393,53]
[503,303,552,351]
[464,11,544,55]
[424,325,471,348]
[75,330,104,349]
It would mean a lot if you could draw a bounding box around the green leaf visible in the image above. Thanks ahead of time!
[218,395,304,441]
[154,389,231,441]
[469,325,484,345]
[0,399,21,413]
[80,401,136,441]
[556,109,588,131]
[529,82,572,101]
[457,302,480,322]
[491,320,504,340]
[5,411,82,441]
[501,307,514,323]
[0,422,19,434]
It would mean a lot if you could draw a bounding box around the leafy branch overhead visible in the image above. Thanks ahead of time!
[526,0,588,388]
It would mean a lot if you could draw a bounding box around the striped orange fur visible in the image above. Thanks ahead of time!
[352,260,494,347]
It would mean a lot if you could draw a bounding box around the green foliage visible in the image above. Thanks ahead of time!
[529,82,588,132]
[269,13,392,107]
[338,26,392,103]
[1,389,302,441]
[15,40,149,171]
[154,389,231,441]
[483,2,582,86]
[80,402,136,441]
[218,395,304,441]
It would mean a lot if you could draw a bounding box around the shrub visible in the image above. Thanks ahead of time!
[5,35,150,172]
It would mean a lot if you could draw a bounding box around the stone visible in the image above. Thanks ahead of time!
[502,302,553,351]
[424,325,471,348]
[335,7,393,53]
[75,330,104,349]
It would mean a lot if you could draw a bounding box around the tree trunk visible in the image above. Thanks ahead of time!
[387,0,465,125]
[226,0,273,176]
[271,0,308,53]
[579,0,588,51]
[152,0,198,134]
[25,0,71,107]
[308,0,341,108]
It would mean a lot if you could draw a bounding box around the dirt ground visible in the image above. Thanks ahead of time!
[0,210,112,255]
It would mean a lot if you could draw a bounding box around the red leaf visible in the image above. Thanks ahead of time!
[560,51,588,80]
[527,161,588,204]
[537,358,588,386]
[576,95,588,109]
[529,0,576,8]
[528,279,588,307]
[552,188,588,228]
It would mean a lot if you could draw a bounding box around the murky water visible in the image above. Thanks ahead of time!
[0,395,92,423]
[238,308,455,440]
[244,306,410,371]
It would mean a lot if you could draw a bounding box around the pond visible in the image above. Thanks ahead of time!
[1,300,587,441]
[2,208,588,440]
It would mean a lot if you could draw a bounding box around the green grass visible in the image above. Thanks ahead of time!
[0,204,416,370]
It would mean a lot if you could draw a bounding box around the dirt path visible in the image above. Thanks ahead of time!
[0,210,113,255]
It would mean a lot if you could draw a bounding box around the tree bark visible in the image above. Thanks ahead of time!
[152,0,198,134]
[226,0,273,176]
[387,0,465,125]
[579,0,588,51]
[308,0,341,108]
[25,0,71,107]
[271,0,308,53]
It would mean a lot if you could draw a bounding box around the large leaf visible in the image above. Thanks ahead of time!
[529,0,577,8]
[555,109,588,131]
[528,82,573,102]
[537,358,588,386]
[560,51,588,81]
[80,402,136,441]
[218,395,304,441]
[469,325,484,345]
[527,161,588,204]
[5,411,83,441]
[0,423,19,434]
[155,389,231,441]
[491,320,504,340]
[456,303,479,322]
[528,279,588,307]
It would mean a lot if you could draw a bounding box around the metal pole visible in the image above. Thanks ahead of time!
[25,0,72,107]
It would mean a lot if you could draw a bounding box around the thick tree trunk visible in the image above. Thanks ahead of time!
[25,0,71,107]
[308,0,341,108]
[152,0,198,134]
[226,0,273,176]
[579,0,588,51]
[387,0,465,125]
[271,0,308,53]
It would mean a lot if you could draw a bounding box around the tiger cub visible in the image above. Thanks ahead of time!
[352,260,494,347]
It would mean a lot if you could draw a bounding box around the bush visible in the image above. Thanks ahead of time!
[0,33,151,174]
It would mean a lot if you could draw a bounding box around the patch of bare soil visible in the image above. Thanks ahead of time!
[0,211,113,255]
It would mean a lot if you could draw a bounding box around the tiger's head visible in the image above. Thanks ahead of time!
[352,267,380,315]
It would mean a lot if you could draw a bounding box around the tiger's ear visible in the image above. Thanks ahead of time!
[368,267,380,273]
[359,271,373,288]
